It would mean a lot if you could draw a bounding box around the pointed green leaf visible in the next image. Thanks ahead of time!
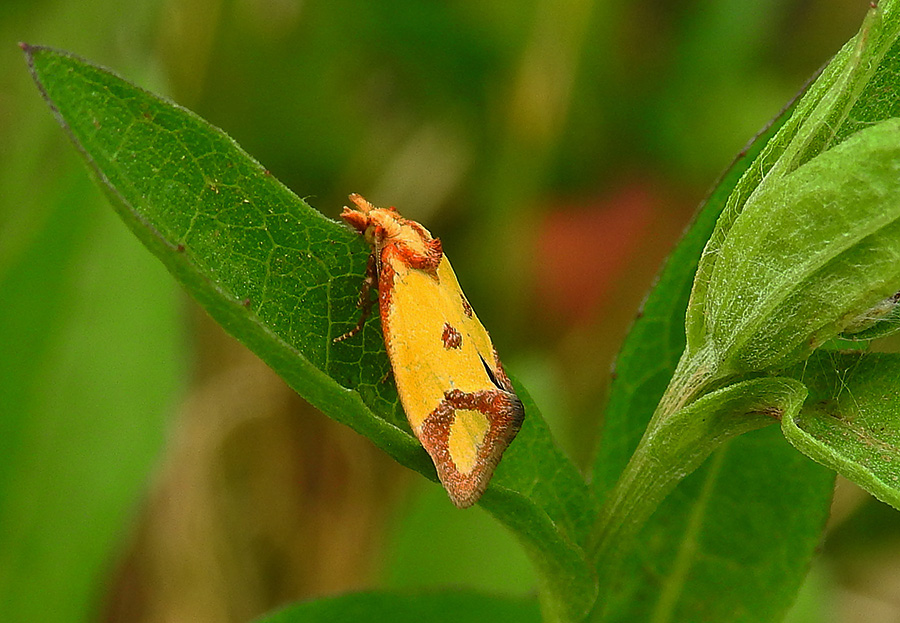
[784,351,900,510]
[23,44,422,464]
[591,106,792,499]
[590,100,834,623]
[590,69,833,623]
[23,45,596,620]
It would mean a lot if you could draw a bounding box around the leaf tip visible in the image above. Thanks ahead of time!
[19,42,36,68]
[18,42,43,65]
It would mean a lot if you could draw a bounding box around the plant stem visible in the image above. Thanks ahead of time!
[587,350,784,619]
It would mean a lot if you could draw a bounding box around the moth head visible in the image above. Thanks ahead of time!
[341,194,441,269]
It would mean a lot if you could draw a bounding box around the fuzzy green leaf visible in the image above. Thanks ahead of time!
[784,352,900,510]
[23,44,596,620]
[697,117,900,376]
[838,292,900,340]
[591,111,790,500]
[588,1,900,619]
[590,119,836,622]
[687,5,899,359]
[590,104,835,623]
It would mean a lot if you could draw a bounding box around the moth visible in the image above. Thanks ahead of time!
[336,194,524,508]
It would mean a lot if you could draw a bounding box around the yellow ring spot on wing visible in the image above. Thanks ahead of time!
[448,408,490,475]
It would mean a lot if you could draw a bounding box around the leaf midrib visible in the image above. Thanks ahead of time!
[650,447,729,623]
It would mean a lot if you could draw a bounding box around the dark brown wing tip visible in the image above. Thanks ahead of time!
[436,390,525,509]
[447,484,486,509]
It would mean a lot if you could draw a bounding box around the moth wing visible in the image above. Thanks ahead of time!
[382,257,497,426]
[383,256,523,507]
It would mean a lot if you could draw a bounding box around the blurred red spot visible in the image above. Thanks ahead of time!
[534,184,656,324]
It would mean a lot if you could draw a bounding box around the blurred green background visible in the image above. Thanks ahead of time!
[2,1,896,622]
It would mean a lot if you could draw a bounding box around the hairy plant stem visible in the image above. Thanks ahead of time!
[588,347,723,618]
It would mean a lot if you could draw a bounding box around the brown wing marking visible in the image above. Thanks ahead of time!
[419,387,524,508]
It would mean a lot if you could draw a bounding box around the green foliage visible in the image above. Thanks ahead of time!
[256,590,542,623]
[23,43,595,623]
[15,2,900,622]
[697,116,900,375]
[589,3,900,621]
[592,376,809,572]
[587,101,837,615]
[784,352,900,510]
[0,174,183,622]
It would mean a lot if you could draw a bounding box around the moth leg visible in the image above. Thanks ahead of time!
[334,253,378,342]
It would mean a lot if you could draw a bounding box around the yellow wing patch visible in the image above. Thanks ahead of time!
[337,194,524,508]
[448,409,491,475]
[385,257,494,429]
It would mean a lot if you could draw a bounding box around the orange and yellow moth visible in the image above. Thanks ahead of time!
[337,194,524,508]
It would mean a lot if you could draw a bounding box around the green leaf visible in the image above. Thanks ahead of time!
[590,73,833,623]
[591,376,809,618]
[783,351,900,510]
[598,427,831,623]
[587,0,900,618]
[256,590,541,623]
[0,172,183,622]
[590,125,835,623]
[590,150,835,622]
[590,109,790,499]
[23,45,596,620]
[694,116,900,376]
[687,5,899,360]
